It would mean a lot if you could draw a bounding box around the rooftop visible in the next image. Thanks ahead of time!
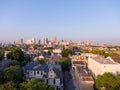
[23,61,39,72]
[73,61,85,64]
[92,56,118,64]
[32,64,48,71]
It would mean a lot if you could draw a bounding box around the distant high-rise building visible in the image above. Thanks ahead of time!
[26,38,36,45]
[18,39,23,45]
[38,40,41,44]
[31,38,36,44]
[51,36,57,43]
[13,41,16,45]
[41,38,45,45]
[45,38,49,44]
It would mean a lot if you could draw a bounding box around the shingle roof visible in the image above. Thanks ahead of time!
[23,62,62,79]
[32,64,48,71]
[23,61,39,72]
[92,56,117,64]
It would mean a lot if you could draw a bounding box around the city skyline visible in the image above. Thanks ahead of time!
[0,0,120,44]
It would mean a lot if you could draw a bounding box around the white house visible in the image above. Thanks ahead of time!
[23,63,63,90]
[87,56,120,78]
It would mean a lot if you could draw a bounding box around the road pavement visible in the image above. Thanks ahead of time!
[63,70,80,90]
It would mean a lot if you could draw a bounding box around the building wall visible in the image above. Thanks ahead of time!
[55,78,60,86]
[48,79,54,85]
[71,55,86,69]
[47,78,60,86]
[88,57,120,78]
[26,70,44,79]
[100,64,120,75]
[48,70,56,78]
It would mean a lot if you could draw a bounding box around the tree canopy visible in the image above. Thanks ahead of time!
[72,46,78,51]
[7,47,30,66]
[39,59,46,64]
[10,60,20,66]
[59,57,70,71]
[61,49,72,57]
[21,78,47,90]
[90,48,120,58]
[0,49,4,61]
[90,48,105,56]
[0,70,5,84]
[4,65,23,83]
[47,85,55,90]
[95,73,120,90]
[0,81,17,90]
[7,47,24,61]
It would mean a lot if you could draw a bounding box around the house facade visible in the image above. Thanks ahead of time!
[23,62,63,90]
[87,56,120,78]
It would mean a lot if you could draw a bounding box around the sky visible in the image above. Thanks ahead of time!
[0,0,120,44]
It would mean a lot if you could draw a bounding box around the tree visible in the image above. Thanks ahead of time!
[33,44,37,50]
[90,48,105,56]
[10,60,20,66]
[0,70,5,84]
[47,85,55,90]
[61,49,72,57]
[0,49,4,61]
[115,75,120,90]
[24,54,31,63]
[91,48,120,58]
[0,81,17,90]
[72,46,78,51]
[4,65,23,82]
[7,47,30,66]
[44,47,54,50]
[40,50,45,56]
[39,59,46,64]
[21,78,47,90]
[7,47,25,61]
[95,73,118,90]
[59,57,70,71]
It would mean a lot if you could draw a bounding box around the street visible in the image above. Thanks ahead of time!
[63,70,80,90]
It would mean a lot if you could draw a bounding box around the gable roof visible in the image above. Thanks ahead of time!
[23,61,39,72]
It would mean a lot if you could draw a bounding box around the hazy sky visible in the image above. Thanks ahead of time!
[0,0,120,44]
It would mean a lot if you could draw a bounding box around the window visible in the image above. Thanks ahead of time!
[34,72,36,75]
[37,71,39,74]
[53,79,55,84]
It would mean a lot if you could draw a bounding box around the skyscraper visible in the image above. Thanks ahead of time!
[41,37,45,45]
[26,38,36,45]
[31,38,36,44]
[51,36,57,43]
[45,38,49,44]
[18,39,23,45]
[38,40,41,44]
